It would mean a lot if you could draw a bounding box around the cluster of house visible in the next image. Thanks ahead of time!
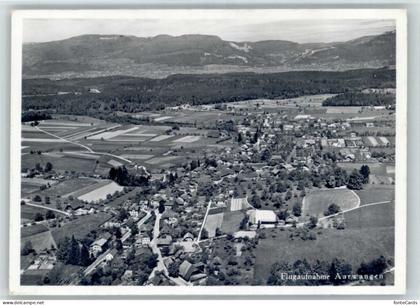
[26,250,57,271]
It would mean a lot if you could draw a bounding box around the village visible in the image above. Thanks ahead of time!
[20,93,396,286]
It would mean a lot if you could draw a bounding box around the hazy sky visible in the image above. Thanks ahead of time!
[23,19,395,43]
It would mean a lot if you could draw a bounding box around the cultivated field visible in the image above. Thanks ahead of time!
[302,188,360,217]
[77,181,124,203]
[24,178,99,202]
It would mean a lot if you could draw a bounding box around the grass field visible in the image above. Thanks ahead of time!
[21,224,49,238]
[21,178,58,196]
[22,230,56,252]
[254,226,394,283]
[302,188,360,217]
[21,254,35,270]
[355,185,394,205]
[204,213,224,237]
[221,211,245,234]
[62,179,110,199]
[21,205,59,223]
[22,153,98,174]
[325,107,362,114]
[25,178,99,202]
[51,212,112,242]
[21,269,48,285]
[343,201,394,229]
[77,181,124,203]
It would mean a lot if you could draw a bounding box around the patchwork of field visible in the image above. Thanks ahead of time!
[23,178,99,201]
[364,136,391,147]
[204,210,245,237]
[22,116,225,173]
[173,136,201,143]
[302,188,360,217]
[21,178,58,196]
[87,126,138,140]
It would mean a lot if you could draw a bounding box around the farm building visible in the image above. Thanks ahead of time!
[247,210,278,228]
[178,260,207,282]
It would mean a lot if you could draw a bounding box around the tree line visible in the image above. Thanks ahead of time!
[22,69,395,115]
[322,92,395,106]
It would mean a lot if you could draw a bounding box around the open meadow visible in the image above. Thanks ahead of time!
[302,188,360,217]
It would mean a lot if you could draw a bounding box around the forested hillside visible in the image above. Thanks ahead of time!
[22,68,395,115]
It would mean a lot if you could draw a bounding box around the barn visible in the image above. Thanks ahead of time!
[247,210,278,228]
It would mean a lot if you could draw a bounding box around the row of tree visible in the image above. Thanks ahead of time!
[56,235,92,267]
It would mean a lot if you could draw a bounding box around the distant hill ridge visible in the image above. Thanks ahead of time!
[23,31,396,79]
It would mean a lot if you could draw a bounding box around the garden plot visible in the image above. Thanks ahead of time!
[145,156,180,165]
[153,116,172,122]
[64,126,115,141]
[367,136,379,147]
[77,181,124,203]
[62,151,99,160]
[120,154,154,160]
[302,188,360,217]
[21,138,66,143]
[38,120,91,127]
[150,135,174,142]
[121,133,158,137]
[62,179,110,199]
[326,107,362,114]
[87,126,138,140]
[173,136,201,143]
[107,159,123,167]
[378,137,390,146]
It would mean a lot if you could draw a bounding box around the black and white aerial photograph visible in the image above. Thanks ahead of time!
[9,9,407,295]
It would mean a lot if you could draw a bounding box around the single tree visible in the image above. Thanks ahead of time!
[21,241,34,255]
[34,212,44,222]
[45,210,55,220]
